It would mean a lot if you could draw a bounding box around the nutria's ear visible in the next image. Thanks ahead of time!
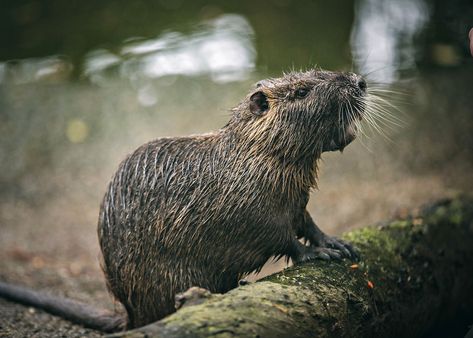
[256,80,270,88]
[249,91,269,116]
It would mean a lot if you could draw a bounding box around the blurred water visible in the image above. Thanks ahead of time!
[0,0,472,280]
[87,14,256,84]
[351,0,429,83]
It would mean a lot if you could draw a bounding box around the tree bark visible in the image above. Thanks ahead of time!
[110,196,473,338]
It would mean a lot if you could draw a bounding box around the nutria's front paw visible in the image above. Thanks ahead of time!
[317,236,359,260]
[293,248,318,263]
[294,245,347,262]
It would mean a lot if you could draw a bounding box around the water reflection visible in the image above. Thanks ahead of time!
[0,56,72,84]
[83,49,121,83]
[351,0,429,83]
[87,14,255,84]
[0,14,255,86]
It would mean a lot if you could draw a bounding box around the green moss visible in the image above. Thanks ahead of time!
[388,220,410,229]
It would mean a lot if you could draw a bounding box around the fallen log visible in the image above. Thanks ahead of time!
[111,196,473,338]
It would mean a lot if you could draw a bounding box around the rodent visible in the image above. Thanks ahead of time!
[99,69,365,328]
[0,69,366,332]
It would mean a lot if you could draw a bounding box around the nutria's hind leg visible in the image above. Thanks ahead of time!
[175,287,212,310]
[121,286,176,329]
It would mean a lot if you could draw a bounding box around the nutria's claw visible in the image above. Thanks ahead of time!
[323,236,359,261]
[315,251,330,260]
[238,279,251,286]
[314,247,343,260]
[294,249,318,263]
[293,245,344,263]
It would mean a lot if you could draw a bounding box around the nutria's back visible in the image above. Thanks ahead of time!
[98,69,366,328]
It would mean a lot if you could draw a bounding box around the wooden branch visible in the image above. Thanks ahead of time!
[110,196,473,338]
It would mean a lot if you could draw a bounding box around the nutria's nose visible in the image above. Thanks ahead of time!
[357,77,367,92]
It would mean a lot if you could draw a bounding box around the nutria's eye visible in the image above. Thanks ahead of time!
[295,88,310,98]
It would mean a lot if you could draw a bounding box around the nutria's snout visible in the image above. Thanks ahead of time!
[357,76,367,92]
[352,74,367,120]
[322,73,367,153]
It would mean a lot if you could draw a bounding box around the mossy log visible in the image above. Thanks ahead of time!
[111,197,473,338]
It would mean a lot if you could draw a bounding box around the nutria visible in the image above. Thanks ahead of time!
[0,69,366,332]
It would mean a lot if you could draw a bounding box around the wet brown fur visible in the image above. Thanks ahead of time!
[98,69,366,328]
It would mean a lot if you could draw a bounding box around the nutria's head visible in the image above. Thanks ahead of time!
[228,69,367,162]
